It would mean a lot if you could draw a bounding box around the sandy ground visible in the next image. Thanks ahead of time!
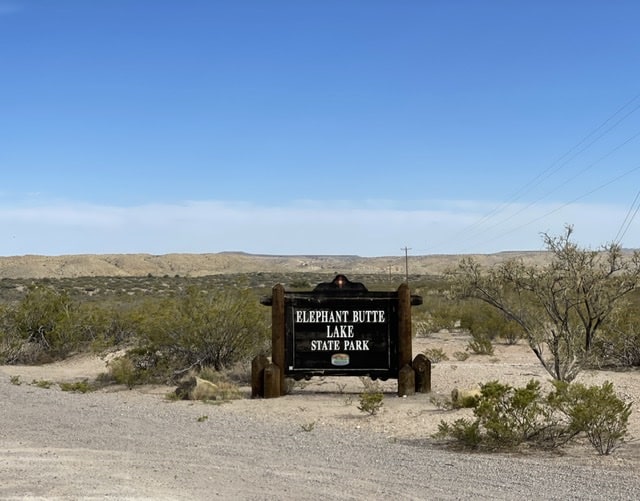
[2,332,640,500]
[229,332,640,460]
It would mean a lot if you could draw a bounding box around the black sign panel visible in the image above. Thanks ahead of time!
[285,295,399,378]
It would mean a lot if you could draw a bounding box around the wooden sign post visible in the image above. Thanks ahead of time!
[256,275,424,398]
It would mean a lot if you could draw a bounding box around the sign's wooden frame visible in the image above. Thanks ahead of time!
[254,275,428,398]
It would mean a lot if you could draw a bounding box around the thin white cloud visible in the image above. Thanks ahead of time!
[0,199,636,256]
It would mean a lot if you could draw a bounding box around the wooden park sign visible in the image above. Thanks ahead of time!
[253,275,428,398]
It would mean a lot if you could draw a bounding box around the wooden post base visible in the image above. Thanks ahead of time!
[264,363,282,399]
[413,353,431,393]
[251,354,269,398]
[397,364,416,397]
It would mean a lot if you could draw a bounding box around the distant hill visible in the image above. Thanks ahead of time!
[0,251,551,279]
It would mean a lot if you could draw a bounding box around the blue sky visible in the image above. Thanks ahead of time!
[2,1,640,257]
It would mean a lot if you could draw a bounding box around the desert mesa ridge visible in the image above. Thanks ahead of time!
[0,251,553,279]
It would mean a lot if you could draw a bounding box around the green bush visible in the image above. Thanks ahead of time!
[357,378,384,415]
[415,292,462,333]
[106,356,148,388]
[358,391,384,415]
[548,380,632,455]
[59,379,94,393]
[413,319,433,338]
[436,418,482,448]
[0,286,137,364]
[474,380,545,447]
[31,379,53,389]
[79,304,140,351]
[593,306,640,368]
[4,271,640,375]
[7,286,76,361]
[466,334,494,355]
[133,285,269,381]
[423,347,449,363]
[0,280,270,383]
[459,299,523,345]
[436,380,631,455]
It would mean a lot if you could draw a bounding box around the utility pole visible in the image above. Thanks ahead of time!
[401,246,411,284]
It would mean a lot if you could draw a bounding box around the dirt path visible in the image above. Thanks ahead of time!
[2,334,640,499]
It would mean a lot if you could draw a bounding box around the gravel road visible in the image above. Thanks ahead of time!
[2,376,640,501]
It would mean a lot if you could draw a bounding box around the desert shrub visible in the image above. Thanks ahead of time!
[357,378,384,415]
[466,334,494,355]
[423,347,449,363]
[6,286,77,361]
[436,380,631,455]
[592,307,640,368]
[358,391,384,415]
[429,394,454,410]
[31,379,53,389]
[453,231,640,382]
[288,279,311,290]
[220,362,253,386]
[459,299,523,345]
[0,286,129,363]
[413,299,460,335]
[133,285,269,381]
[114,347,176,385]
[436,418,482,448]
[79,304,140,351]
[413,320,433,338]
[197,366,227,384]
[0,305,24,364]
[548,380,632,455]
[106,355,149,387]
[300,421,317,432]
[474,380,546,447]
[453,351,470,361]
[59,379,94,393]
[593,330,640,368]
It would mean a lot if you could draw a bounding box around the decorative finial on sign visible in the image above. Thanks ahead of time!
[313,275,368,293]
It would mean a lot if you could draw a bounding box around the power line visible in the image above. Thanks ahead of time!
[425,92,640,254]
[469,162,640,250]
[468,128,640,242]
[614,189,640,245]
[475,95,640,229]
